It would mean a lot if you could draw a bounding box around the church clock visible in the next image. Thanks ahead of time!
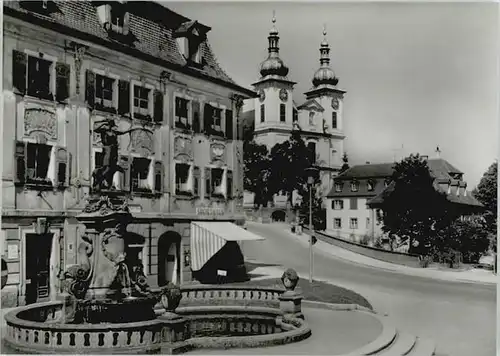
[331,97,339,110]
[258,89,266,102]
[279,88,288,102]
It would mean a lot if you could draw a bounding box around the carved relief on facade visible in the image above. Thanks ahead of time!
[23,104,57,142]
[129,129,154,157]
[173,135,193,162]
[210,142,226,164]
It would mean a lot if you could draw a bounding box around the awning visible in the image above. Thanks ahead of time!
[190,221,265,271]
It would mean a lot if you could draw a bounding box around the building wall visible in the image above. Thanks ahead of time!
[325,197,382,243]
[1,9,248,307]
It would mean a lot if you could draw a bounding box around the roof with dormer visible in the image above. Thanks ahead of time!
[326,158,481,207]
[4,1,256,97]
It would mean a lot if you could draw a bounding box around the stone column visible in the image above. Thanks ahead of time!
[278,268,304,320]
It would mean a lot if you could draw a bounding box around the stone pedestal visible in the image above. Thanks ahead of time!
[278,290,304,320]
[159,312,191,354]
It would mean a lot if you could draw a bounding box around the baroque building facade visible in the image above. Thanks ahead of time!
[1,1,256,307]
[242,17,346,209]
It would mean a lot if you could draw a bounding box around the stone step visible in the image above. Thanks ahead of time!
[406,337,436,356]
[376,332,416,356]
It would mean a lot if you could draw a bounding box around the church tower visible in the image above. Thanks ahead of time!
[252,13,297,148]
[303,26,346,173]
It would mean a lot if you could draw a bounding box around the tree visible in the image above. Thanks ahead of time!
[377,154,452,255]
[473,161,497,252]
[432,215,490,267]
[243,140,271,207]
[340,152,350,174]
[297,185,325,230]
[268,131,313,205]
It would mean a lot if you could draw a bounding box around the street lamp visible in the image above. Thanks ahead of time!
[304,167,319,283]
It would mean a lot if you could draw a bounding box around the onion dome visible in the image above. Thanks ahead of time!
[312,26,338,87]
[259,12,290,78]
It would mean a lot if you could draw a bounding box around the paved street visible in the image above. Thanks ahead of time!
[242,222,496,356]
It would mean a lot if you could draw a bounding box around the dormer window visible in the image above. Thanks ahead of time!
[335,182,342,192]
[174,20,208,66]
[96,3,130,36]
[351,181,359,192]
[367,180,374,191]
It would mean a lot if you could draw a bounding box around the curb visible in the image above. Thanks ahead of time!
[275,224,497,286]
[301,299,397,356]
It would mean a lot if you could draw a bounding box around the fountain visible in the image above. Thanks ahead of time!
[3,118,311,354]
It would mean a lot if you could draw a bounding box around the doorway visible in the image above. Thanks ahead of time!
[158,232,181,287]
[25,233,53,304]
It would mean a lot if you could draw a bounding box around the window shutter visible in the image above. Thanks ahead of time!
[117,80,130,116]
[154,161,163,193]
[119,155,131,191]
[203,104,212,132]
[225,109,233,140]
[204,167,211,198]
[85,70,95,109]
[13,50,27,94]
[153,90,163,123]
[55,147,68,187]
[55,62,70,102]
[331,200,335,210]
[193,166,200,196]
[227,169,233,198]
[192,101,201,133]
[14,141,26,184]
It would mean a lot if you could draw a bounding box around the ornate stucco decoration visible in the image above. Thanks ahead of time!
[173,135,193,162]
[71,42,87,95]
[210,142,226,165]
[129,129,154,156]
[24,105,57,142]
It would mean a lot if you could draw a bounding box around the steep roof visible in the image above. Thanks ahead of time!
[4,1,254,95]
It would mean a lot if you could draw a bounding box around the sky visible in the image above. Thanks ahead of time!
[166,1,498,188]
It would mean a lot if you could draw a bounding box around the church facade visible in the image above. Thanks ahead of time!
[242,16,347,208]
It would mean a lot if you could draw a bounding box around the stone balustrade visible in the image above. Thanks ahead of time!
[4,282,309,354]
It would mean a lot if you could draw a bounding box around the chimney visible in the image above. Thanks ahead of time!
[435,146,441,159]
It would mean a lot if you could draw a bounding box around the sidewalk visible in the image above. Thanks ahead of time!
[272,222,498,285]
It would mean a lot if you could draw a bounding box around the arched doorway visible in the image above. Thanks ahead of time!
[271,210,286,222]
[157,231,181,287]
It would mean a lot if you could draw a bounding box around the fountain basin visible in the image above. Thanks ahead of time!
[76,296,158,324]
[4,286,311,354]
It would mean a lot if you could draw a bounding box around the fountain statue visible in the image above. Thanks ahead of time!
[60,118,156,324]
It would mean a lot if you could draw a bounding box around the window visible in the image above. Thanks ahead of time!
[350,218,358,229]
[367,180,374,191]
[332,200,344,210]
[211,168,224,197]
[133,86,151,120]
[334,218,342,229]
[175,163,192,195]
[13,51,71,102]
[95,74,116,112]
[203,104,224,136]
[332,112,337,129]
[280,104,286,122]
[212,108,222,131]
[309,112,314,125]
[131,157,152,192]
[366,217,370,228]
[15,141,69,188]
[260,104,265,123]
[350,198,358,210]
[27,56,52,100]
[351,181,359,192]
[26,143,51,185]
[175,97,190,129]
[335,182,342,192]
[192,101,201,133]
[307,142,316,164]
[293,108,298,122]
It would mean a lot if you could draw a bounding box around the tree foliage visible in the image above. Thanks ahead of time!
[268,131,314,204]
[243,140,271,207]
[473,161,497,252]
[378,154,452,254]
[432,215,490,266]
